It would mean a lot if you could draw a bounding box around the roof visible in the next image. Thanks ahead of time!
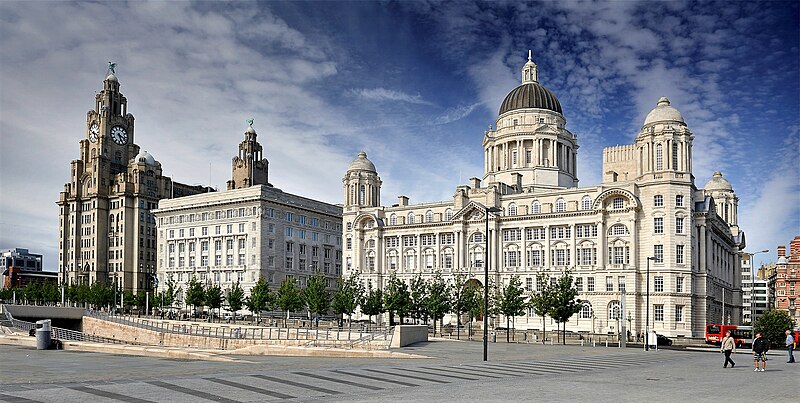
[499,82,563,115]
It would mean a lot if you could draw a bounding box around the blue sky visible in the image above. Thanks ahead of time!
[1,1,798,269]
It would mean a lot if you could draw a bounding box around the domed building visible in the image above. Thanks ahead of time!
[342,52,746,338]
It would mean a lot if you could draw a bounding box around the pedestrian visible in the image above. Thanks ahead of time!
[785,330,795,363]
[720,330,736,368]
[752,332,769,372]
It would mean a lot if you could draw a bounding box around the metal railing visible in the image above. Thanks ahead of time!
[2,306,126,345]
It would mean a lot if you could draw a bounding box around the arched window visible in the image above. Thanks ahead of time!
[389,214,397,225]
[581,196,592,211]
[407,212,415,224]
[425,210,433,222]
[423,248,436,270]
[531,201,541,214]
[366,239,375,249]
[359,185,365,205]
[555,198,566,212]
[508,203,517,216]
[655,143,663,170]
[672,142,679,170]
[612,197,624,210]
[444,208,453,221]
[580,303,593,319]
[608,224,629,236]
[608,301,621,320]
[404,250,417,272]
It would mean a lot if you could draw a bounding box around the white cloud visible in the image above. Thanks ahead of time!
[349,88,433,106]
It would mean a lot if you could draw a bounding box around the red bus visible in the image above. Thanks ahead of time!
[705,324,752,347]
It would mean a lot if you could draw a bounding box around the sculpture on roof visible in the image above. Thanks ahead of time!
[107,61,117,75]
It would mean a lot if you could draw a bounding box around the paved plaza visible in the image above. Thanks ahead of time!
[0,340,796,402]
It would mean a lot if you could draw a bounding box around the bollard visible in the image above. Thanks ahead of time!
[605,339,608,348]
[581,339,584,347]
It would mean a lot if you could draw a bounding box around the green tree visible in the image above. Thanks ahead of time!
[548,271,582,345]
[426,272,452,336]
[276,277,304,327]
[361,283,384,325]
[754,309,796,346]
[227,281,245,323]
[463,283,483,339]
[132,291,147,314]
[332,273,364,326]
[245,276,273,323]
[384,275,411,326]
[303,273,331,327]
[495,275,528,342]
[160,276,178,308]
[184,277,205,318]
[205,283,224,322]
[122,290,135,312]
[409,274,430,324]
[529,273,554,343]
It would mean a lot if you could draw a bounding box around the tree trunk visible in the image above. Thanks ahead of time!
[507,316,511,343]
[541,316,546,344]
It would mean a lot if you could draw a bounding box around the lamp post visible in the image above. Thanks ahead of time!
[483,205,502,362]
[645,256,655,351]
[745,249,769,325]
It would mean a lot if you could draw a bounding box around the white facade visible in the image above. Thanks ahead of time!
[154,125,343,306]
[342,53,745,337]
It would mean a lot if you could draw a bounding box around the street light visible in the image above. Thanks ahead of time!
[483,205,502,362]
[645,256,655,351]
[745,249,769,325]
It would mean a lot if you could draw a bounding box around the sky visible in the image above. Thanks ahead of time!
[1,1,798,270]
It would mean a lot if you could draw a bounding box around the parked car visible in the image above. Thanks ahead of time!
[656,333,673,346]
[223,313,244,321]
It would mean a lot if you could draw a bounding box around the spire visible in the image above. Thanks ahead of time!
[522,49,538,84]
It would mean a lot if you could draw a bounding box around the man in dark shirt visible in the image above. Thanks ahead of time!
[752,332,770,372]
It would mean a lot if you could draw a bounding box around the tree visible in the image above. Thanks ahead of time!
[754,309,796,346]
[276,277,303,327]
[132,291,147,315]
[529,273,554,343]
[426,272,452,336]
[463,283,483,339]
[160,276,178,308]
[361,283,385,325]
[245,276,273,323]
[409,274,430,324]
[384,275,411,326]
[205,283,224,322]
[332,273,364,326]
[548,271,582,344]
[495,275,528,342]
[184,277,205,318]
[302,273,331,327]
[227,281,245,323]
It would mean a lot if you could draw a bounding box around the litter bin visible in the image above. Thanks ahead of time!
[36,319,52,350]
[491,331,497,343]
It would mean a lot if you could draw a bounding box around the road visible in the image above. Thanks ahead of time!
[1,340,796,402]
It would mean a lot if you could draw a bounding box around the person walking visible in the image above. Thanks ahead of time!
[786,330,796,363]
[720,330,736,368]
[752,332,769,372]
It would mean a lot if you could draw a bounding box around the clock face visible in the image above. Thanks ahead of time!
[89,123,99,143]
[110,126,128,145]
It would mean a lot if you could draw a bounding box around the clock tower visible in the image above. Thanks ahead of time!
[58,63,213,294]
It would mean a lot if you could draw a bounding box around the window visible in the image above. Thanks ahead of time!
[555,198,566,212]
[654,304,664,321]
[654,276,664,292]
[549,226,571,239]
[654,245,664,263]
[525,277,533,291]
[226,239,233,250]
[504,250,519,267]
[503,229,522,242]
[654,195,663,207]
[286,212,294,222]
[285,227,293,237]
[285,256,293,269]
[575,277,583,291]
[407,213,415,224]
[531,201,541,214]
[675,305,683,322]
[286,242,294,253]
[389,214,397,225]
[581,196,592,211]
[676,245,684,264]
[508,203,517,216]
[425,210,433,222]
[676,194,684,207]
[578,248,596,266]
[576,224,597,238]
[606,276,614,292]
[587,277,595,292]
[675,217,684,234]
[654,217,664,234]
[608,301,620,320]
[470,232,484,243]
[440,233,455,245]
[612,197,624,209]
[655,143,663,170]
[346,222,352,231]
[420,234,436,246]
[346,238,352,250]
[442,250,453,269]
[609,224,629,236]
[385,236,399,248]
[676,277,684,293]
[444,209,453,221]
[673,142,679,170]
[227,224,233,234]
[618,276,626,292]
[580,303,592,319]
[403,235,417,247]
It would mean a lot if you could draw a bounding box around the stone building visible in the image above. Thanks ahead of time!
[774,237,800,324]
[57,66,212,294]
[342,52,745,337]
[1,248,55,289]
[154,123,343,306]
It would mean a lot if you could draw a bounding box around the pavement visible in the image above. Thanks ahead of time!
[1,338,797,402]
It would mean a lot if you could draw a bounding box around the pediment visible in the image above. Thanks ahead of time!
[451,201,488,221]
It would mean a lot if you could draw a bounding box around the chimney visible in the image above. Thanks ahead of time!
[398,195,409,206]
[512,173,523,192]
[470,177,481,189]
[777,245,786,258]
